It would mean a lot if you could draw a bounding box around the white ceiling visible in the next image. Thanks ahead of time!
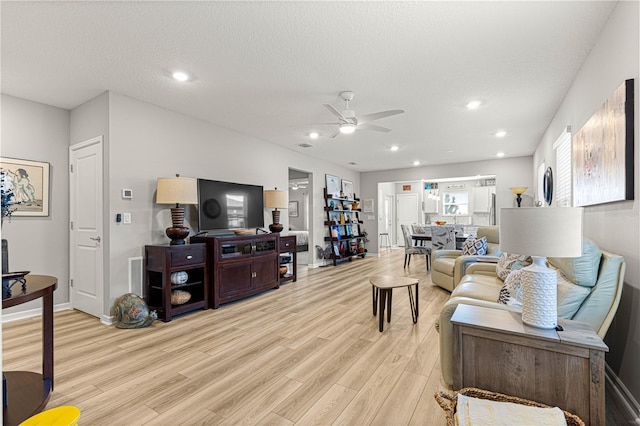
[1,1,617,172]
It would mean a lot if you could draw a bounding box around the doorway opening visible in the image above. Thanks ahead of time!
[288,168,312,269]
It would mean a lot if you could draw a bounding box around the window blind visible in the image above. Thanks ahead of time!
[553,127,572,207]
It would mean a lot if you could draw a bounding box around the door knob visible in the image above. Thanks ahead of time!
[90,236,101,242]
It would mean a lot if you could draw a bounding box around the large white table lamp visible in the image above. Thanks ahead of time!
[500,207,583,329]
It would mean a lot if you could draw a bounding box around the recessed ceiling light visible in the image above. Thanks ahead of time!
[172,71,190,82]
[466,100,482,110]
[496,152,505,157]
[390,145,399,151]
[349,161,358,165]
[413,160,420,166]
[495,130,507,138]
[309,132,319,139]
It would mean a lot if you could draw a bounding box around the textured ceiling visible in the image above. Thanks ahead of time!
[1,1,617,172]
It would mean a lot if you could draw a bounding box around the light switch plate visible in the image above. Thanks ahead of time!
[123,213,131,224]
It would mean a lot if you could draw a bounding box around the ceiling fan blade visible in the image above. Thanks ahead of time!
[306,122,341,126]
[324,104,347,121]
[358,123,391,133]
[358,109,405,124]
[329,129,340,139]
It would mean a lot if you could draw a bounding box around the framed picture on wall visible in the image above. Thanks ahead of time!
[341,179,354,200]
[326,174,341,198]
[0,157,50,216]
[288,201,298,217]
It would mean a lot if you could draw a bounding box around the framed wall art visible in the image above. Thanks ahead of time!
[288,201,298,217]
[573,79,634,206]
[0,157,50,216]
[341,179,354,199]
[325,174,341,198]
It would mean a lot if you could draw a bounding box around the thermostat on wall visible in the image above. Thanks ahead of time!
[122,189,133,199]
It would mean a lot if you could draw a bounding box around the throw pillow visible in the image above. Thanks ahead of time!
[497,269,524,307]
[461,236,488,256]
[496,252,533,281]
[551,264,592,319]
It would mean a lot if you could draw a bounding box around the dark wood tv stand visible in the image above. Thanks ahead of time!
[191,233,279,308]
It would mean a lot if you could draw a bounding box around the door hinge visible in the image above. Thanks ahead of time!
[70,164,73,173]
[70,278,74,287]
[70,221,74,230]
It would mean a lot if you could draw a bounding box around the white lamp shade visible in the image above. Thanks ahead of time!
[156,177,198,205]
[500,207,583,258]
[264,189,287,209]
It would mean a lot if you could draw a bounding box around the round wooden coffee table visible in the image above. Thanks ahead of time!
[370,276,419,332]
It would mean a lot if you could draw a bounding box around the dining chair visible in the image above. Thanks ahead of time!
[431,225,456,250]
[401,224,431,270]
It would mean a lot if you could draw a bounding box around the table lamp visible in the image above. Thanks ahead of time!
[500,207,582,329]
[156,175,198,245]
[264,188,287,233]
[509,187,528,207]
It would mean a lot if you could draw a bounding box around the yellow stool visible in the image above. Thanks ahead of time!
[19,406,81,426]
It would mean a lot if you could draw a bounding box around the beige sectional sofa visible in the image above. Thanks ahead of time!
[436,238,625,387]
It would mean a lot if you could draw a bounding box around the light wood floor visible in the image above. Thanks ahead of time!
[3,248,452,425]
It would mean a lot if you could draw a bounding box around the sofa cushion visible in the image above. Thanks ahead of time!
[548,238,601,288]
[461,236,487,256]
[552,264,592,319]
[496,253,532,281]
[497,269,524,307]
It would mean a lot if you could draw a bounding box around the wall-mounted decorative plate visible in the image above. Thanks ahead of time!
[543,167,553,205]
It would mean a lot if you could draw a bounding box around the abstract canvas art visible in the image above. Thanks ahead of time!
[573,79,634,206]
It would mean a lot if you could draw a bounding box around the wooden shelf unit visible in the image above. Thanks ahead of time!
[144,243,209,322]
[323,188,366,266]
[279,235,297,284]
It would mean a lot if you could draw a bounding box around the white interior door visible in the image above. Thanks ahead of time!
[69,136,104,318]
[396,193,419,246]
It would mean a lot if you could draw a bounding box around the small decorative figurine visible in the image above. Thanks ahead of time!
[114,293,157,329]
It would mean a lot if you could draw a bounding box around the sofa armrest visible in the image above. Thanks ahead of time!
[452,256,499,289]
[465,262,498,276]
[437,297,521,387]
[432,249,462,260]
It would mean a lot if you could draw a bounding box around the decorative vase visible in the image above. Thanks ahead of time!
[170,271,189,285]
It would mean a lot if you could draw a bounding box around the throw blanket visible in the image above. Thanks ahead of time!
[456,394,567,426]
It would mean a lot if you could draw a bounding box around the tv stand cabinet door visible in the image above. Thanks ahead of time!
[253,255,279,290]
[217,261,253,304]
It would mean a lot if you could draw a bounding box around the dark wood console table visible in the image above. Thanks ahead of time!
[3,274,57,426]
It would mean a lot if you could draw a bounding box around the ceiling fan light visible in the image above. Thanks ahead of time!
[339,122,356,134]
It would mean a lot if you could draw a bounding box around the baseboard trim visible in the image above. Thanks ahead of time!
[101,314,115,326]
[606,363,640,425]
[2,302,72,323]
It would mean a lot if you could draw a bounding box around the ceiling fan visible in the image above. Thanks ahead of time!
[289,179,308,190]
[316,91,405,138]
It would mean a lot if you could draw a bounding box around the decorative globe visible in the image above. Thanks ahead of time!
[170,271,188,285]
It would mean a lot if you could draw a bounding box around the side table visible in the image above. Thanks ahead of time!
[3,275,57,426]
[451,304,608,426]
[369,276,419,332]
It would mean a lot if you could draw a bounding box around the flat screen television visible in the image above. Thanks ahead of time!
[197,179,264,231]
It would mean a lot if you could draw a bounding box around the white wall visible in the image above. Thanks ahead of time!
[362,156,532,252]
[533,0,640,404]
[1,95,71,313]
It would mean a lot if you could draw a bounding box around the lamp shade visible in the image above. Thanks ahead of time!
[264,189,287,209]
[500,207,583,258]
[156,177,198,205]
[509,187,528,195]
